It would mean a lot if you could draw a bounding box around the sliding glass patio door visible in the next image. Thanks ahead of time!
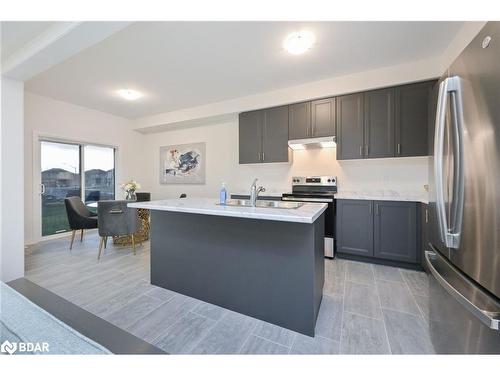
[41,141,82,236]
[40,140,116,237]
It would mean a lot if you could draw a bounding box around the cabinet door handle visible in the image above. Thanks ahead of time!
[258,152,261,162]
[365,144,369,156]
[375,203,379,215]
[262,152,265,162]
[369,203,372,214]
[359,145,363,156]
[397,143,401,155]
[425,208,429,223]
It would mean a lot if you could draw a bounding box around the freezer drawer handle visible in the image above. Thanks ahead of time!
[425,250,500,330]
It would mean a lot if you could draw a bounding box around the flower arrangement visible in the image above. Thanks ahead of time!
[121,180,141,200]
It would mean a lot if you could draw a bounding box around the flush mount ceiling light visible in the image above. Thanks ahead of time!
[117,89,143,101]
[283,31,316,55]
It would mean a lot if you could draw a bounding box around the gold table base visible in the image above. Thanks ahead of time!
[113,208,150,245]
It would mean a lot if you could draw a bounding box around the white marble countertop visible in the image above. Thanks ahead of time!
[128,198,327,224]
[335,190,429,203]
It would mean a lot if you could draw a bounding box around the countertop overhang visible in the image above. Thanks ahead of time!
[128,198,327,224]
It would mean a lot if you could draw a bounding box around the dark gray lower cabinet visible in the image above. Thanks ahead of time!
[337,199,420,266]
[373,201,418,263]
[421,203,429,271]
[336,199,373,257]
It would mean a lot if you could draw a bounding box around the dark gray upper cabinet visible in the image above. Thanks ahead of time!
[336,93,364,160]
[239,106,289,164]
[239,110,263,164]
[373,201,418,263]
[364,88,395,158]
[289,102,311,140]
[395,81,434,157]
[240,79,437,163]
[311,98,336,138]
[336,199,374,257]
[262,106,289,163]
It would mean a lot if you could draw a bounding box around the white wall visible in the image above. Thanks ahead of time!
[24,93,147,244]
[143,120,428,200]
[140,57,435,201]
[1,77,25,282]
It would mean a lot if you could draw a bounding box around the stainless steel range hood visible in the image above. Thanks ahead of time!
[288,136,336,150]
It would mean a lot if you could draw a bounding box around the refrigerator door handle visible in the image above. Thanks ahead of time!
[425,250,500,330]
[434,79,449,245]
[448,76,465,249]
[434,76,464,249]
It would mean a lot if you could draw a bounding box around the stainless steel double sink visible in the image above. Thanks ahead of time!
[219,199,303,209]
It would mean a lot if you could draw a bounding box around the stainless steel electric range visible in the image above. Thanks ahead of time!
[282,176,337,258]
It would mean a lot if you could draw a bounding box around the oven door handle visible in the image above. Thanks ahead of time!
[282,196,333,203]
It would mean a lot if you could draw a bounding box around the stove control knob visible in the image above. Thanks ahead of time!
[327,179,331,182]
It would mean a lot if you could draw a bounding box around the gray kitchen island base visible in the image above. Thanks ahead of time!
[150,210,325,337]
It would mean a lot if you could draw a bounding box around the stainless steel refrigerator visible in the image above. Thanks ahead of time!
[426,21,500,354]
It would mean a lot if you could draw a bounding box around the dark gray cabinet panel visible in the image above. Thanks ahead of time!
[373,201,418,263]
[289,102,311,140]
[395,81,433,157]
[336,199,374,257]
[421,203,429,272]
[336,93,364,160]
[364,88,395,158]
[239,110,263,164]
[263,106,289,163]
[311,98,336,137]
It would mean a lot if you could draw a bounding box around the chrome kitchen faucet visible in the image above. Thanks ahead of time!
[250,178,266,207]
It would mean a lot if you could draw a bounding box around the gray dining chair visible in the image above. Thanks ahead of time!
[97,200,138,260]
[64,196,98,250]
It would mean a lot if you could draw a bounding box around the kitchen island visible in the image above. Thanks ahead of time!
[128,198,327,336]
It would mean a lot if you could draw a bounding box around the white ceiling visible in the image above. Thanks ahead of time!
[1,21,58,63]
[22,21,463,119]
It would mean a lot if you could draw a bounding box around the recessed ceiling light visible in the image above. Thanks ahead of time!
[117,89,143,101]
[283,31,316,55]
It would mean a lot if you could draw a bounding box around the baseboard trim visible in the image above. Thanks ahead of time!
[25,228,99,248]
[336,253,423,271]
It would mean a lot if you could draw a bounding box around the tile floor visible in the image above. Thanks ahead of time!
[25,232,434,354]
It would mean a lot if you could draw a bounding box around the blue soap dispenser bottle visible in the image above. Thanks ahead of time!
[220,182,228,204]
